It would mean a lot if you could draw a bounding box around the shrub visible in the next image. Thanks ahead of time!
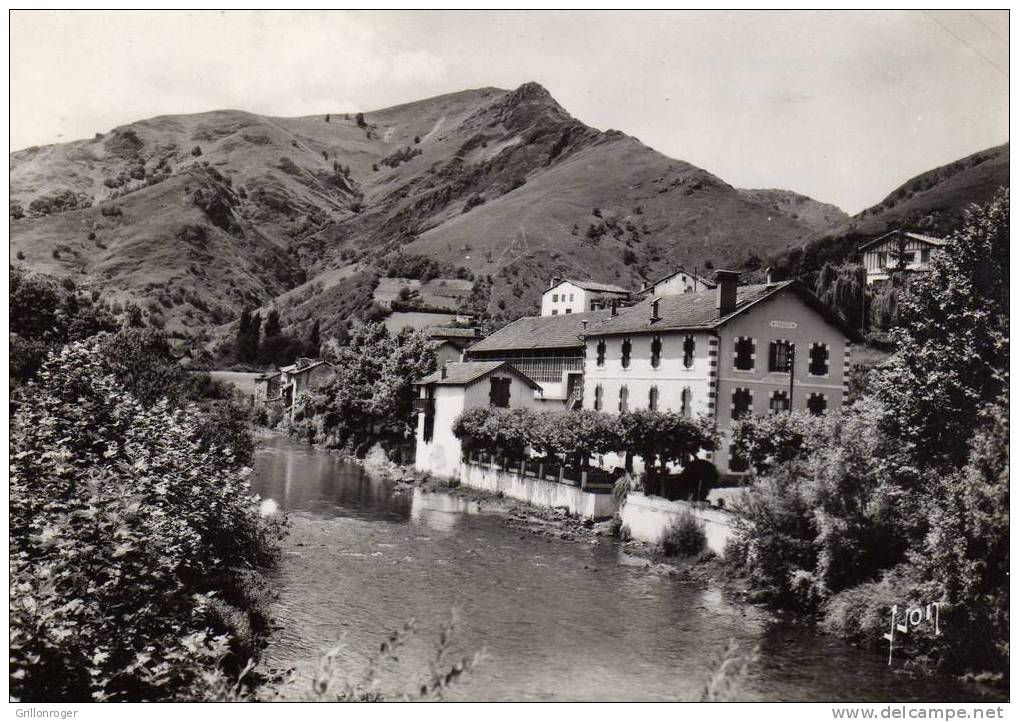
[10,338,285,701]
[659,510,707,557]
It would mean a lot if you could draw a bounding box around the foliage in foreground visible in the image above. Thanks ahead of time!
[727,190,1009,679]
[10,337,285,701]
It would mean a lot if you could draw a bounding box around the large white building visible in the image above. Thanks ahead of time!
[859,229,947,285]
[582,271,856,473]
[540,278,630,316]
[413,270,858,479]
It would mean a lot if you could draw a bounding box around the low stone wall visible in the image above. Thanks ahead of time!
[620,492,735,556]
[459,462,617,520]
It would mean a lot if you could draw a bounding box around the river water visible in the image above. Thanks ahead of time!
[251,434,988,702]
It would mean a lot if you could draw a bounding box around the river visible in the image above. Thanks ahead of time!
[250,433,990,702]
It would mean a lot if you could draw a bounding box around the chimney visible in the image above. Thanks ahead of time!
[440,362,448,380]
[581,319,588,331]
[550,276,562,289]
[650,297,661,322]
[714,270,741,316]
[764,266,774,285]
[610,300,618,316]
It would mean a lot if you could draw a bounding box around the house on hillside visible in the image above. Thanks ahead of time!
[464,310,612,407]
[278,357,335,421]
[637,267,716,298]
[859,230,947,285]
[582,270,858,474]
[540,277,630,316]
[425,326,482,368]
[253,369,282,408]
[413,361,544,478]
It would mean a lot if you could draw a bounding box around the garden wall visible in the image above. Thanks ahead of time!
[459,461,617,520]
[620,492,735,556]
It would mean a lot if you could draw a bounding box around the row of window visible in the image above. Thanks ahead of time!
[591,384,829,417]
[735,337,830,375]
[874,249,931,268]
[593,383,693,415]
[549,292,575,303]
[594,336,831,376]
[596,336,696,369]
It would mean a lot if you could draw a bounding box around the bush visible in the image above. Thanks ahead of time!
[10,338,285,701]
[659,510,707,557]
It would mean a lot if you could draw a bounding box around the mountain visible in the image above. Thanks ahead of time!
[770,143,1009,277]
[10,82,845,340]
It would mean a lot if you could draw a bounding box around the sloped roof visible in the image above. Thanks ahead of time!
[859,229,949,252]
[279,360,332,375]
[639,267,717,293]
[548,278,630,294]
[425,326,480,339]
[416,361,542,390]
[466,310,613,352]
[582,281,860,340]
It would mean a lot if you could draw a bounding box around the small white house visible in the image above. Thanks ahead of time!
[637,267,715,298]
[540,277,630,316]
[413,361,543,479]
[859,230,947,285]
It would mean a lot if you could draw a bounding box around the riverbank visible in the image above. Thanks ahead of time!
[350,443,735,587]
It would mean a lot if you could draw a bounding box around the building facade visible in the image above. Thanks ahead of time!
[464,310,611,406]
[582,273,855,474]
[540,278,630,316]
[413,361,544,479]
[859,229,947,285]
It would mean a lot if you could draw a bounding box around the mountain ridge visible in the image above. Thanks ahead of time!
[8,82,874,343]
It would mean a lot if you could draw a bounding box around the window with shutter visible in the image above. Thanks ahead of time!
[594,384,603,411]
[732,388,752,419]
[769,390,790,414]
[650,336,662,368]
[552,294,558,302]
[808,343,829,376]
[680,387,692,417]
[489,377,511,408]
[619,385,629,412]
[734,337,754,370]
[621,338,632,368]
[649,386,659,411]
[683,336,695,368]
[807,393,827,415]
[769,340,793,373]
[596,340,606,367]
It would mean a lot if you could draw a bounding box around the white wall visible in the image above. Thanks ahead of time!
[460,461,617,519]
[540,281,589,316]
[414,371,542,479]
[620,492,735,556]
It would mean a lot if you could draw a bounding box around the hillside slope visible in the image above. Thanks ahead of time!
[11,82,843,337]
[770,143,1009,277]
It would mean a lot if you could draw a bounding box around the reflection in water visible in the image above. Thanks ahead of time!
[251,433,992,702]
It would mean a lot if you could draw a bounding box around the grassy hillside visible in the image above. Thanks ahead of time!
[770,143,1009,279]
[11,82,845,340]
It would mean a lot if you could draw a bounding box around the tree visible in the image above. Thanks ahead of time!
[263,308,281,338]
[306,319,321,357]
[873,189,1009,471]
[325,113,330,122]
[355,112,366,128]
[234,308,261,364]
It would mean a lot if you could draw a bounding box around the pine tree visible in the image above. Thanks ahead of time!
[263,308,281,338]
[325,113,330,123]
[306,319,321,357]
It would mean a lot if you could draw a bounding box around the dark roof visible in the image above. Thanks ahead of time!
[584,281,861,341]
[425,326,481,339]
[548,278,630,294]
[859,229,948,252]
[639,267,716,293]
[466,310,613,353]
[416,361,542,390]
